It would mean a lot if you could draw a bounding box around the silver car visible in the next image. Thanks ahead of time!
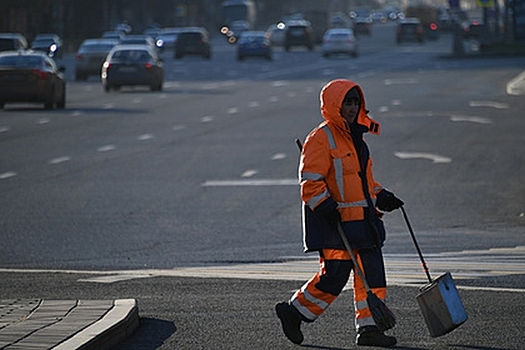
[75,38,118,81]
[321,28,359,58]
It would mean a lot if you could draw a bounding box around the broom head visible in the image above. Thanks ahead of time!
[367,291,396,331]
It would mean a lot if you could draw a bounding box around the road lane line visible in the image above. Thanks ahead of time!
[202,179,298,186]
[0,171,17,179]
[394,152,452,163]
[469,101,509,109]
[450,115,492,124]
[48,156,71,165]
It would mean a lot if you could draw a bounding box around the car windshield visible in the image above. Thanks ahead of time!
[111,50,150,61]
[239,35,264,43]
[329,33,350,39]
[0,55,42,67]
[0,39,17,51]
[179,33,202,42]
[33,38,55,45]
[81,43,116,52]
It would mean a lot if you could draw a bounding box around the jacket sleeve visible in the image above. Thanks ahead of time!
[299,128,334,210]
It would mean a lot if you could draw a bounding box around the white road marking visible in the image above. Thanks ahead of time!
[384,78,418,85]
[71,110,83,116]
[0,172,17,180]
[272,81,289,87]
[2,247,523,292]
[137,134,153,141]
[200,116,214,123]
[0,126,9,133]
[37,118,50,124]
[271,153,286,160]
[249,101,260,107]
[227,107,238,114]
[269,96,279,102]
[102,103,115,109]
[97,145,116,152]
[506,70,525,95]
[469,100,509,109]
[172,125,185,131]
[450,115,492,124]
[379,106,389,112]
[395,152,452,163]
[241,170,259,177]
[392,100,401,106]
[48,156,71,165]
[202,179,298,187]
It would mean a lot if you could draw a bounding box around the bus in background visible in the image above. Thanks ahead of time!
[219,0,257,43]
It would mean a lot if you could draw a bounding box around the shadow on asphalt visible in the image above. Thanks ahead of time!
[112,318,176,350]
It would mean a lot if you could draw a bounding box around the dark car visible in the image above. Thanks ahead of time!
[0,51,66,109]
[396,18,424,44]
[75,38,118,81]
[31,34,63,58]
[0,33,28,52]
[174,27,211,59]
[284,20,314,51]
[101,45,164,92]
[237,31,272,61]
[462,19,484,39]
[352,17,373,36]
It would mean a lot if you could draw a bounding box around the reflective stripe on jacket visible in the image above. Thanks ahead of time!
[299,79,384,252]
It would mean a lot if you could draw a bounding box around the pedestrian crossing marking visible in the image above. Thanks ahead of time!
[1,247,523,292]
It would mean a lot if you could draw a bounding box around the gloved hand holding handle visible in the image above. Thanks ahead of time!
[376,189,404,212]
[314,197,341,229]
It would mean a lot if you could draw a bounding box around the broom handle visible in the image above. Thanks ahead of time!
[337,223,372,292]
[400,206,433,283]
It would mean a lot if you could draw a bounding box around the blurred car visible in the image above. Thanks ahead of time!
[353,17,373,35]
[396,18,424,44]
[75,38,118,80]
[102,31,124,41]
[284,20,314,51]
[237,31,272,61]
[31,34,63,58]
[224,20,251,44]
[462,19,484,39]
[0,33,28,52]
[321,28,359,58]
[118,35,158,52]
[370,10,388,23]
[0,50,66,109]
[155,27,182,51]
[174,27,211,59]
[101,44,163,92]
[266,23,286,46]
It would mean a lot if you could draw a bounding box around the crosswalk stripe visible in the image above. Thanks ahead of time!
[1,247,523,292]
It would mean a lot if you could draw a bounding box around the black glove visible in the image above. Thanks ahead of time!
[314,197,341,229]
[376,189,404,212]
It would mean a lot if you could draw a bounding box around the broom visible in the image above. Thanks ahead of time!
[336,223,396,331]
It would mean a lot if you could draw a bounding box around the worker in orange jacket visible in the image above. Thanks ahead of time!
[276,79,403,347]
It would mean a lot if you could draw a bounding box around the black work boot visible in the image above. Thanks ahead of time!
[356,326,397,347]
[275,302,304,344]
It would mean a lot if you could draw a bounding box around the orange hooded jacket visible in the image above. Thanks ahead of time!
[300,79,384,251]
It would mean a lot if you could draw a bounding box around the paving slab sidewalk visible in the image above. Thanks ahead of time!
[0,299,139,350]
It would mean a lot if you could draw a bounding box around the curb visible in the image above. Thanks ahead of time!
[52,299,139,350]
[0,299,139,350]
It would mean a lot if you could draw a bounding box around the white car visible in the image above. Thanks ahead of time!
[322,28,359,58]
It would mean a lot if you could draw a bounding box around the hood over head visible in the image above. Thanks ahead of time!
[320,79,380,135]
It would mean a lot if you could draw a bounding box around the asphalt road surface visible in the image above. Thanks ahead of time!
[1,22,524,349]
